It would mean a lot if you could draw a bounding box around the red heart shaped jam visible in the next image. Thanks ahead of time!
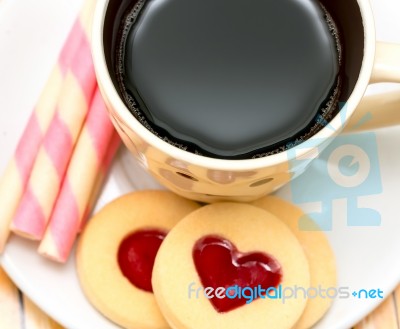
[193,235,282,313]
[118,229,167,292]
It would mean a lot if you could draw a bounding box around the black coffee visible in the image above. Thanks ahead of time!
[115,0,342,159]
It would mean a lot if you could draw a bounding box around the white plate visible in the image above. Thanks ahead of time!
[1,1,400,329]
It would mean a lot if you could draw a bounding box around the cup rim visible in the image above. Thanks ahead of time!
[92,0,376,171]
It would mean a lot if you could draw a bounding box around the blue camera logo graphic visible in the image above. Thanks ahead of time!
[287,111,382,231]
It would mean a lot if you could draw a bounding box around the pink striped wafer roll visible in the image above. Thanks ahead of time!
[11,21,97,240]
[78,171,107,232]
[80,131,122,231]
[80,130,122,228]
[73,130,122,237]
[38,90,120,262]
[0,10,92,252]
[44,132,121,262]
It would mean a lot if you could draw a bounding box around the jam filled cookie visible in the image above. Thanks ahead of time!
[251,195,336,329]
[152,203,310,329]
[76,190,200,329]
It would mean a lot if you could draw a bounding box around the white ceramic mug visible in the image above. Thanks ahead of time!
[92,0,400,203]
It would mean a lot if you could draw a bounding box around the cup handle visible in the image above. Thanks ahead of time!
[345,42,400,132]
[370,42,400,83]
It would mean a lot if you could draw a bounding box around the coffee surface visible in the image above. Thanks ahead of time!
[118,0,341,158]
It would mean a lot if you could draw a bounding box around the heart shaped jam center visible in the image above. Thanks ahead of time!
[118,229,167,292]
[193,235,282,312]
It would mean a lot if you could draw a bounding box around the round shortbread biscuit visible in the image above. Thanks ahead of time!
[76,190,200,329]
[251,195,336,329]
[152,202,310,329]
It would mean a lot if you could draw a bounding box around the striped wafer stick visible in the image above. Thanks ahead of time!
[80,131,122,231]
[42,132,121,262]
[38,89,120,262]
[0,7,94,252]
[74,131,122,236]
[11,15,97,240]
[78,170,108,232]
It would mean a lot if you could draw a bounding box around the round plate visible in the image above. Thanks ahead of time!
[1,0,400,328]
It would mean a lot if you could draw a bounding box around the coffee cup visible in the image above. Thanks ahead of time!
[92,0,400,202]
